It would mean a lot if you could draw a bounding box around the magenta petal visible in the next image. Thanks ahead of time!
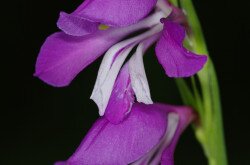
[160,105,194,165]
[57,12,99,36]
[72,0,157,27]
[65,103,167,165]
[131,104,194,165]
[34,28,132,87]
[155,20,207,77]
[104,64,134,124]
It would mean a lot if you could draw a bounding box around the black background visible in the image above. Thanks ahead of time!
[2,0,250,164]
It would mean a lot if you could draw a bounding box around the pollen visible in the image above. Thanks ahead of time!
[98,24,110,30]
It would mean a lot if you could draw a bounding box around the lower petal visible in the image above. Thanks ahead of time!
[104,64,134,124]
[63,103,168,165]
[158,104,195,165]
[131,104,194,165]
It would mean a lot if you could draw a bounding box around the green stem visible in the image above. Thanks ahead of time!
[177,0,228,165]
[169,0,178,6]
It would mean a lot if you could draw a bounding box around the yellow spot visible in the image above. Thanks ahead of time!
[98,24,110,30]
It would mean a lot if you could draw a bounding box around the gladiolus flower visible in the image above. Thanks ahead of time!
[34,0,207,121]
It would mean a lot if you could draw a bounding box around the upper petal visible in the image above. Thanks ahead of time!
[34,12,165,87]
[65,103,168,165]
[57,12,99,36]
[155,20,207,77]
[57,8,164,37]
[72,0,158,27]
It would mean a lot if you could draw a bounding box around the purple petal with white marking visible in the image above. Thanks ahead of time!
[90,44,136,116]
[104,64,134,124]
[55,103,194,165]
[91,24,163,116]
[61,103,168,165]
[160,105,194,165]
[34,12,164,87]
[155,20,207,77]
[105,35,160,124]
[131,104,194,165]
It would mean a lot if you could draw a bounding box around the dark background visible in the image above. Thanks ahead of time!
[2,0,250,164]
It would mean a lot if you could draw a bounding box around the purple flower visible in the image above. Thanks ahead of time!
[54,103,195,165]
[34,0,207,121]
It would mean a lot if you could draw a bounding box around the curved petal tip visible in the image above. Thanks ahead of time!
[155,20,207,77]
[57,12,99,36]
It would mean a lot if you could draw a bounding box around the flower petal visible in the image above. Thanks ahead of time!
[63,103,168,165]
[90,44,136,116]
[72,0,157,27]
[57,12,99,36]
[57,10,164,37]
[34,31,121,87]
[160,105,195,165]
[131,112,179,165]
[91,24,163,116]
[34,12,165,87]
[129,34,160,104]
[131,104,194,165]
[105,34,160,124]
[104,64,135,124]
[155,20,207,77]
[105,34,161,124]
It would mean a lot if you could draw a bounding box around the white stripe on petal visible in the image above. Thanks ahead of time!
[156,0,172,16]
[150,113,179,164]
[91,24,163,116]
[129,34,160,104]
[131,113,179,165]
[92,46,135,116]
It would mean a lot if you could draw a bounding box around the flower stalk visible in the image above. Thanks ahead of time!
[176,0,228,165]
